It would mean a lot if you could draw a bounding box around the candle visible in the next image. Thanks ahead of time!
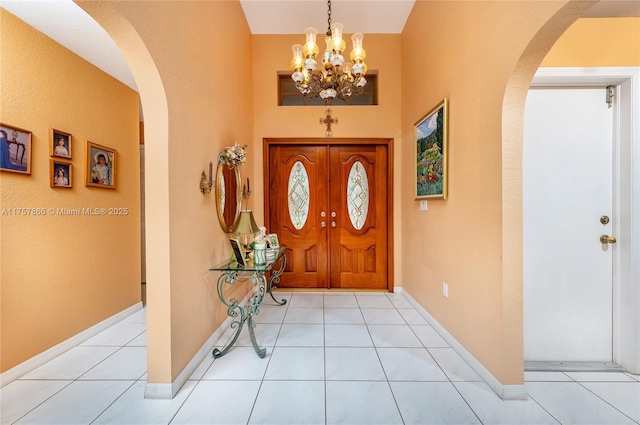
[247,177,250,192]
[208,161,212,185]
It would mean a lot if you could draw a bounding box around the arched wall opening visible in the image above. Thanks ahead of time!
[506,3,640,378]
[501,0,599,389]
[76,1,173,385]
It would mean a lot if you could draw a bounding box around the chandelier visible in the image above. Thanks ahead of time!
[289,0,368,106]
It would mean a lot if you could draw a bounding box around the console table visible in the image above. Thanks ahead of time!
[209,246,288,358]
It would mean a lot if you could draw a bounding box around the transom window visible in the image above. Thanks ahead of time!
[278,72,378,106]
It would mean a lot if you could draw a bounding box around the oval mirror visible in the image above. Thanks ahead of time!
[215,162,241,232]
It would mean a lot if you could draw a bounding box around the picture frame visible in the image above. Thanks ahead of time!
[50,128,72,159]
[229,238,246,266]
[85,141,116,189]
[50,159,72,188]
[415,98,448,199]
[266,233,279,248]
[0,123,32,175]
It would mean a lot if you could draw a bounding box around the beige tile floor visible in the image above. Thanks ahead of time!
[2,291,639,424]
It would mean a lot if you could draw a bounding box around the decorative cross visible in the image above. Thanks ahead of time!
[319,107,338,138]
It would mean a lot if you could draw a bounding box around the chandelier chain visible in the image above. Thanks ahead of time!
[326,0,332,36]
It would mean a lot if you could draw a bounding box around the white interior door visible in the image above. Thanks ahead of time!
[523,87,614,362]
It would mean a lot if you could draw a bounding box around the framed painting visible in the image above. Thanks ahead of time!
[0,123,32,175]
[85,141,116,189]
[50,128,72,159]
[415,98,448,199]
[229,238,246,266]
[50,159,72,188]
[266,233,279,248]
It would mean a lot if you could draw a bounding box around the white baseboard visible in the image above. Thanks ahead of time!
[0,302,144,388]
[144,292,252,399]
[396,288,528,400]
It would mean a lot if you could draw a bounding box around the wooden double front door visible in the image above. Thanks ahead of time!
[265,139,393,291]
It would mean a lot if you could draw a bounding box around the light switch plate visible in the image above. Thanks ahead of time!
[420,200,427,211]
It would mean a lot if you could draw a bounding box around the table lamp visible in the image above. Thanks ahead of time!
[231,210,260,253]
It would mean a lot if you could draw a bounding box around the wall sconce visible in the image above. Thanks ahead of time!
[241,177,251,208]
[200,161,213,195]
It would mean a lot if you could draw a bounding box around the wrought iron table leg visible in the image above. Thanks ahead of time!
[247,315,266,358]
[246,271,267,357]
[212,316,244,358]
[212,271,250,358]
[267,253,288,305]
[213,270,270,358]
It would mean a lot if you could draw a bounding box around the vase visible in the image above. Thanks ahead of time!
[253,243,267,266]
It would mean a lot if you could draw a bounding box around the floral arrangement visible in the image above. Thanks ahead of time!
[218,142,248,169]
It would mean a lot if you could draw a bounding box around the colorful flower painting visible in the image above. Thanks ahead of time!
[415,99,448,199]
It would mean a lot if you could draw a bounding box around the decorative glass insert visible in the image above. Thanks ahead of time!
[288,161,310,230]
[347,161,369,230]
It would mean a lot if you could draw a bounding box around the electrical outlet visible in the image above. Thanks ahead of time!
[443,282,448,297]
[420,200,427,211]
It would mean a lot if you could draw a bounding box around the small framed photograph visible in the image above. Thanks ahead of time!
[50,128,71,159]
[0,123,32,174]
[50,159,72,188]
[415,98,448,200]
[85,141,116,189]
[266,233,279,248]
[229,238,246,266]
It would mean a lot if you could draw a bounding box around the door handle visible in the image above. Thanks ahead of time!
[321,221,326,228]
[331,221,336,228]
[600,234,617,244]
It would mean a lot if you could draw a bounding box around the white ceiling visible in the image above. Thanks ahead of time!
[1,0,638,93]
[1,0,138,90]
[239,0,415,34]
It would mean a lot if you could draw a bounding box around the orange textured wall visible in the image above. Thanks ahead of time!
[399,0,584,385]
[542,17,640,67]
[0,9,141,372]
[81,0,256,383]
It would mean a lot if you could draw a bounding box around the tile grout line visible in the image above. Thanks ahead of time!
[385,291,486,424]
[379,342,407,423]
[244,290,289,424]
[574,380,640,424]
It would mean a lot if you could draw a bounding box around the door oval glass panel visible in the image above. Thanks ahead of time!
[288,160,310,230]
[347,161,369,230]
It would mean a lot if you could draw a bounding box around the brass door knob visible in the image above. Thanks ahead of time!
[600,234,617,244]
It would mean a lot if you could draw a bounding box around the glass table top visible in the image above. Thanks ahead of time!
[209,246,288,272]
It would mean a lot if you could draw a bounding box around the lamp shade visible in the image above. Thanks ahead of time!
[232,210,259,235]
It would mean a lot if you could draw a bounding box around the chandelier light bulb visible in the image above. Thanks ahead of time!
[342,62,354,82]
[350,33,366,62]
[330,23,346,54]
[290,44,304,72]
[303,27,319,58]
[322,35,333,68]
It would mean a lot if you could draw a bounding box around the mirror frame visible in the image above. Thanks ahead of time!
[215,162,242,233]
